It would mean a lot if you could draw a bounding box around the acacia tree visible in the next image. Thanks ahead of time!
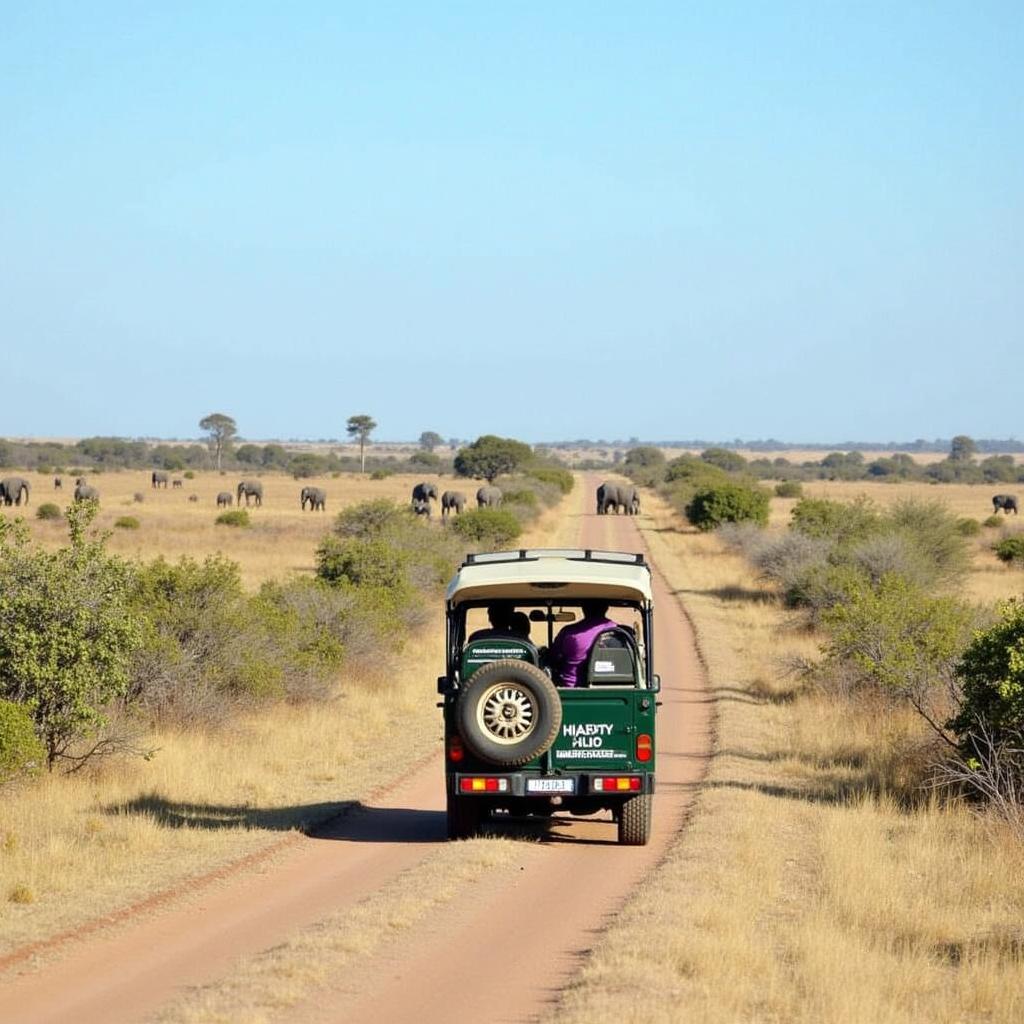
[199,413,238,471]
[347,414,377,473]
[454,435,532,483]
[949,435,977,462]
[419,431,443,452]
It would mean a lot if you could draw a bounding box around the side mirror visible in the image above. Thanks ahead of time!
[650,674,661,693]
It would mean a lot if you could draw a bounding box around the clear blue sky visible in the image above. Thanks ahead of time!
[2,2,1021,443]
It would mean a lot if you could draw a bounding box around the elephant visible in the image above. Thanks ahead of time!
[412,481,439,504]
[152,471,169,488]
[476,486,503,508]
[619,485,639,516]
[412,499,432,518]
[630,491,641,515]
[237,480,263,507]
[75,477,87,487]
[301,486,327,511]
[441,490,467,517]
[0,476,30,506]
[596,481,626,515]
[172,479,184,489]
[992,494,1019,515]
[74,483,100,502]
[54,477,63,489]
[216,491,233,508]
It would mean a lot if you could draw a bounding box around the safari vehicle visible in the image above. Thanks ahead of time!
[438,549,661,845]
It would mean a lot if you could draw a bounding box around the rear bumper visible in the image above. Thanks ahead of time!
[450,771,655,798]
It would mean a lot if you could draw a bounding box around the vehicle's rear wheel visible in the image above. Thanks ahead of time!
[456,660,562,767]
[618,793,652,845]
[447,794,484,840]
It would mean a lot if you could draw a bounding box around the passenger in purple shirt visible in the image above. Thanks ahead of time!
[547,601,618,687]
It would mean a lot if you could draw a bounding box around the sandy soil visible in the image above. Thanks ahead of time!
[0,477,711,1024]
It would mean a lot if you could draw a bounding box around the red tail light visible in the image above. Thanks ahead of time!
[592,776,642,793]
[636,734,652,762]
[459,777,509,793]
[448,735,465,763]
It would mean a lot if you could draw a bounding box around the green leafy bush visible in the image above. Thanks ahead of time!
[0,699,44,781]
[216,509,250,528]
[685,482,770,531]
[370,469,391,480]
[791,496,880,545]
[526,466,574,495]
[0,504,142,768]
[994,537,1024,565]
[700,447,748,473]
[950,599,1024,745]
[183,470,195,480]
[956,517,981,537]
[984,514,1004,528]
[316,538,409,590]
[114,516,140,530]
[774,481,803,498]
[35,503,62,521]
[451,507,522,546]
[500,487,539,509]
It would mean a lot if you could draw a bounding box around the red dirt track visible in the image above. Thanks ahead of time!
[0,478,712,1024]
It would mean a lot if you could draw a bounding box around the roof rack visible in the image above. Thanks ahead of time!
[461,548,648,569]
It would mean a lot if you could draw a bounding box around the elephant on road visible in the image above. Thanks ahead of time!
[0,477,30,506]
[152,471,169,488]
[477,486,502,508]
[237,480,263,507]
[993,494,1019,515]
[74,483,100,502]
[412,482,438,504]
[301,486,327,511]
[596,481,624,515]
[441,490,467,517]
[619,485,639,516]
[216,491,233,508]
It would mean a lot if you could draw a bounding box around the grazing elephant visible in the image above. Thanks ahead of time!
[441,490,467,517]
[412,499,432,518]
[54,476,63,489]
[301,486,327,511]
[477,486,503,508]
[75,477,87,487]
[152,471,169,488]
[412,482,439,504]
[237,480,263,507]
[216,491,233,508]
[172,479,183,489]
[993,494,1019,515]
[630,491,641,515]
[0,476,30,506]
[74,483,100,502]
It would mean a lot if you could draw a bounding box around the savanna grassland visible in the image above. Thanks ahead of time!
[551,482,1024,1024]
[0,472,574,957]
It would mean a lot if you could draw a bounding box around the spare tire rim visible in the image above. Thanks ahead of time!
[477,682,537,744]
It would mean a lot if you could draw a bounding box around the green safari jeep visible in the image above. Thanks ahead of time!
[438,548,661,845]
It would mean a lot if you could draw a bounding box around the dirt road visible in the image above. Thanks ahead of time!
[0,478,711,1024]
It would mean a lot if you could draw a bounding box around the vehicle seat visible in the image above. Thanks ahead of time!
[584,627,638,686]
[461,636,541,680]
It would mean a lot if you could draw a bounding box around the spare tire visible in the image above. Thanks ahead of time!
[457,660,562,767]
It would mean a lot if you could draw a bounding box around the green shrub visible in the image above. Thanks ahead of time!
[685,482,770,532]
[35,503,62,521]
[984,514,1005,529]
[994,537,1024,565]
[369,469,391,480]
[114,516,140,530]
[183,470,195,480]
[700,447,748,473]
[316,537,409,590]
[333,499,410,539]
[950,600,1024,746]
[883,499,969,586]
[956,517,982,537]
[410,451,442,469]
[774,481,803,498]
[0,504,142,768]
[791,496,881,545]
[783,562,868,618]
[0,700,44,781]
[216,509,250,528]
[500,487,539,509]
[526,466,574,495]
[450,507,522,546]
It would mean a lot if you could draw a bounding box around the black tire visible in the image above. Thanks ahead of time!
[456,660,562,767]
[618,793,652,846]
[447,793,484,840]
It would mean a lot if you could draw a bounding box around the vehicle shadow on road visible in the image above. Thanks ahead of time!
[314,806,447,843]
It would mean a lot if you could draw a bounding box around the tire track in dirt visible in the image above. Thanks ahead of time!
[0,477,712,1024]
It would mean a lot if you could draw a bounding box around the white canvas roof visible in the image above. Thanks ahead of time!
[446,549,653,606]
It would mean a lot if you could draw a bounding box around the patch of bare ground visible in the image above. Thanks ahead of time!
[547,489,1024,1024]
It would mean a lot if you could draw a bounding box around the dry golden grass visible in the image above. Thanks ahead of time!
[548,490,1024,1024]
[0,476,575,956]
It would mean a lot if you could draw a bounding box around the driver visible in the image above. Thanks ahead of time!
[547,600,617,687]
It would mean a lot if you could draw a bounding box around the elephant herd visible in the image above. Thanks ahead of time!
[407,482,503,519]
[596,481,641,515]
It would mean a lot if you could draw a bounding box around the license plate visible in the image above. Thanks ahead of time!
[526,778,575,794]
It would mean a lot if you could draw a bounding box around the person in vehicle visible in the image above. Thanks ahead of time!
[467,603,515,642]
[547,600,618,687]
[509,611,532,640]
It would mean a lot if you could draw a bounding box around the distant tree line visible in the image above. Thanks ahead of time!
[542,437,1024,454]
